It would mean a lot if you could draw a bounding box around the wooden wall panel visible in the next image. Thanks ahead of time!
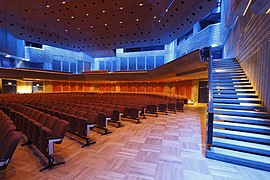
[137,83,145,92]
[52,82,61,92]
[84,83,91,92]
[120,84,128,92]
[70,82,77,92]
[224,9,270,112]
[156,83,164,93]
[99,84,104,92]
[146,83,154,93]
[62,82,69,92]
[105,84,111,92]
[77,83,84,91]
[186,80,193,99]
[111,85,116,92]
[128,84,136,92]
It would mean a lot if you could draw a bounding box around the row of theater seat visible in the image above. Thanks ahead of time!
[1,104,69,172]
[0,93,185,171]
[0,110,21,170]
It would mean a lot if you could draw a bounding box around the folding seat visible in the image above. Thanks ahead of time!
[168,103,176,113]
[176,99,184,111]
[158,104,168,114]
[94,107,104,113]
[146,105,158,117]
[129,107,140,120]
[76,112,97,137]
[122,107,130,118]
[30,114,50,145]
[0,131,22,170]
[116,105,125,113]
[0,121,15,143]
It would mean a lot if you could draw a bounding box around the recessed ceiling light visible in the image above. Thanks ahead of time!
[139,3,143,6]
[154,16,157,19]
[105,23,107,26]
[65,29,68,32]
[158,20,161,22]
[136,18,139,21]
[62,1,66,4]
[46,5,50,8]
[102,10,105,13]
[57,19,60,21]
[77,28,80,30]
[90,26,93,28]
[86,13,89,16]
[120,21,123,24]
[120,7,123,10]
[166,9,168,12]
[71,16,74,19]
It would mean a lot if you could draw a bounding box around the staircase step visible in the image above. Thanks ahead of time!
[213,94,258,98]
[214,108,269,118]
[206,147,270,171]
[212,137,270,156]
[213,121,270,135]
[213,103,265,111]
[212,82,251,86]
[213,129,270,144]
[212,79,249,83]
[213,75,248,80]
[213,98,261,104]
[213,89,256,94]
[213,69,243,73]
[213,72,245,76]
[213,85,253,90]
[214,114,270,125]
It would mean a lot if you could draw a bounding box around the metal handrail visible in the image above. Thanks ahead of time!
[201,47,214,150]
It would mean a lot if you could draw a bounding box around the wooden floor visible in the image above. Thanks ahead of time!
[1,104,270,180]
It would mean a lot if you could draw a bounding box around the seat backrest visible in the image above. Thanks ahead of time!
[94,107,104,113]
[37,113,50,124]
[52,119,69,137]
[0,131,22,169]
[44,116,58,129]
[75,110,87,118]
[84,112,98,124]
[0,123,16,143]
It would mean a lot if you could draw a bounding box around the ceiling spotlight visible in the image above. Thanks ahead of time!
[102,10,106,13]
[65,29,68,32]
[57,19,60,21]
[120,7,123,10]
[86,13,89,16]
[166,9,168,12]
[139,3,143,6]
[77,27,80,30]
[158,20,161,22]
[62,1,66,4]
[120,21,123,24]
[71,16,74,19]
[136,18,139,21]
[104,23,107,26]
[90,26,93,28]
[46,5,50,8]
[154,16,157,19]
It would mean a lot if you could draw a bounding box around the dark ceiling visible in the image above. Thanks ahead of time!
[0,0,217,52]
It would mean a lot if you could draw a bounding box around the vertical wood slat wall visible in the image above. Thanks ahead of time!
[44,80,195,100]
[224,10,270,112]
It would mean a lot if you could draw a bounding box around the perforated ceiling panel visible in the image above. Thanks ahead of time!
[0,0,217,52]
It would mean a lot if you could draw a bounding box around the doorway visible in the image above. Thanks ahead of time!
[198,81,208,103]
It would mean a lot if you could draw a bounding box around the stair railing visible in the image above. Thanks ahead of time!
[200,47,214,150]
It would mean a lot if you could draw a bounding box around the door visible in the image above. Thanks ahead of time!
[198,81,208,103]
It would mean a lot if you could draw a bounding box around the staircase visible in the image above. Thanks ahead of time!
[206,58,270,171]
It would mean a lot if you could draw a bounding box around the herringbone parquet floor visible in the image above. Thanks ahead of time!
[1,104,270,180]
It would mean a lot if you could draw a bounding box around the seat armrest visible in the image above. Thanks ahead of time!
[47,136,64,140]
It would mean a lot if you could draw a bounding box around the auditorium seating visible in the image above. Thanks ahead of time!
[0,109,21,170]
[0,105,69,172]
